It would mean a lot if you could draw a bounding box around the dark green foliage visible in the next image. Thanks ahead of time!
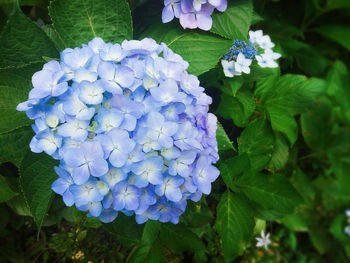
[0,0,349,262]
[49,0,133,48]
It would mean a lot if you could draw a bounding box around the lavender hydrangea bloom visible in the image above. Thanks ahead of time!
[17,37,219,224]
[162,0,227,31]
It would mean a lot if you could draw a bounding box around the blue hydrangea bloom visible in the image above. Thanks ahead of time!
[17,37,219,224]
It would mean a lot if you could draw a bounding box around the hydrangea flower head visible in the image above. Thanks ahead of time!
[17,37,219,224]
[162,0,227,31]
[221,30,281,77]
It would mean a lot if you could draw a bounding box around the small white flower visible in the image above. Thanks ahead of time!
[256,53,278,68]
[256,230,271,250]
[345,209,350,218]
[264,48,281,60]
[234,53,252,74]
[257,35,275,50]
[249,30,264,44]
[345,226,350,237]
[221,59,242,78]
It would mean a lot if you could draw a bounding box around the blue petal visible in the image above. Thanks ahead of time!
[99,209,118,223]
[51,178,69,195]
[72,165,90,185]
[88,202,102,217]
[89,158,109,177]
[63,190,75,206]
[113,195,126,210]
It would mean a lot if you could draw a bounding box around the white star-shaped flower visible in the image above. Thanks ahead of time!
[257,35,275,50]
[249,30,264,44]
[256,230,271,250]
[234,53,252,74]
[256,53,278,68]
[264,48,281,60]
[221,59,242,78]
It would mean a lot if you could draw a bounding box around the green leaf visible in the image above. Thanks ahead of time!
[3,177,31,216]
[237,173,303,217]
[219,153,250,190]
[49,0,132,48]
[259,74,326,114]
[142,220,161,245]
[19,152,59,229]
[126,221,163,263]
[0,63,42,134]
[182,200,214,228]
[323,177,350,211]
[215,191,254,262]
[139,21,183,44]
[0,175,17,203]
[61,206,84,223]
[216,122,235,154]
[267,106,298,145]
[255,67,280,96]
[168,33,233,76]
[0,126,33,166]
[324,0,350,10]
[315,25,350,51]
[300,99,332,151]
[0,8,58,69]
[41,25,66,52]
[222,78,245,96]
[216,89,256,127]
[309,223,332,254]
[330,214,349,243]
[251,11,264,25]
[126,239,164,263]
[244,64,280,82]
[6,193,31,216]
[326,61,350,124]
[252,203,287,221]
[159,223,205,253]
[267,135,289,172]
[295,46,329,76]
[211,0,253,40]
[291,169,316,203]
[259,74,326,144]
[0,0,45,4]
[280,209,309,232]
[141,22,232,76]
[238,118,275,172]
[103,213,144,244]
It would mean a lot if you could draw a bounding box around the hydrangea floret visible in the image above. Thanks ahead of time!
[344,209,350,236]
[221,30,281,77]
[16,37,220,224]
[162,0,227,31]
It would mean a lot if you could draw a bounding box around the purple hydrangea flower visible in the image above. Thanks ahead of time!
[162,0,227,31]
[17,37,219,224]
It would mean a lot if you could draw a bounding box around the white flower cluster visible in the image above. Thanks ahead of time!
[221,30,281,78]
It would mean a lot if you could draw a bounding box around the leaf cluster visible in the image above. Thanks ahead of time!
[0,0,349,262]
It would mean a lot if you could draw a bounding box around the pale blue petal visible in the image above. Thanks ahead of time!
[72,165,90,185]
[99,209,118,223]
[88,202,102,217]
[63,190,74,206]
[89,158,108,177]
